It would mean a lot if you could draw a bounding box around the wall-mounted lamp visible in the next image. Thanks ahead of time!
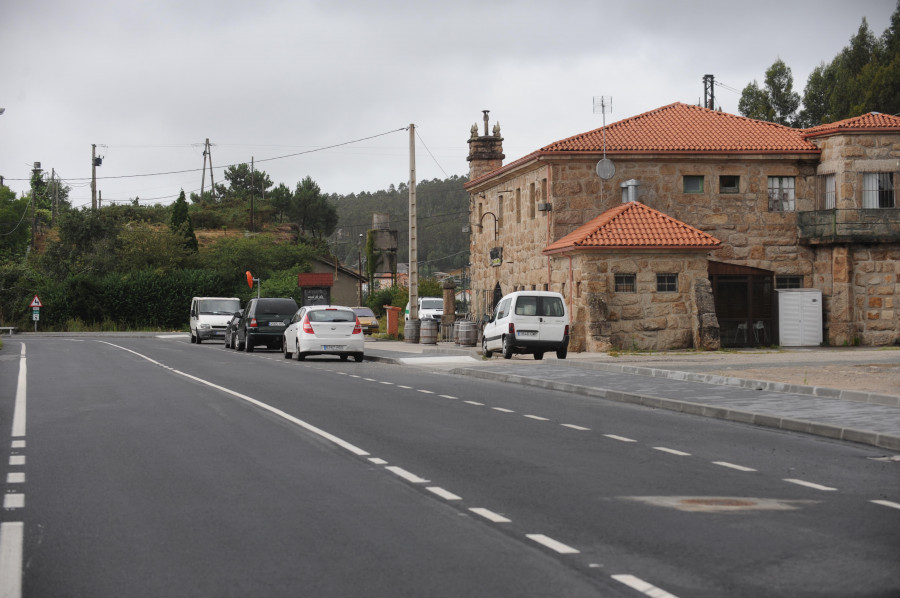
[476,211,499,241]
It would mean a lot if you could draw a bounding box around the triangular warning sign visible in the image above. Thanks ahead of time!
[30,295,42,308]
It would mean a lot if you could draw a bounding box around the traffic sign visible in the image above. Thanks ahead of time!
[30,295,42,308]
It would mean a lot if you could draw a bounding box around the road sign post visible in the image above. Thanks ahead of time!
[30,295,42,332]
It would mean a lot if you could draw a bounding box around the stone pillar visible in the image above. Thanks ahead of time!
[442,278,456,327]
[693,278,720,350]
[829,245,854,345]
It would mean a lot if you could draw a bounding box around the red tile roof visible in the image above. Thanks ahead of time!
[802,112,900,138]
[543,201,721,254]
[541,102,819,154]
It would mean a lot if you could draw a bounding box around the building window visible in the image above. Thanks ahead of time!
[683,175,704,193]
[776,275,802,289]
[515,189,521,224]
[863,173,895,208]
[615,274,636,293]
[529,183,536,219]
[768,176,795,211]
[818,173,836,210]
[656,273,677,293]
[719,175,740,194]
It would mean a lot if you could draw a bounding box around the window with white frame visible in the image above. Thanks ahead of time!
[768,176,795,211]
[862,173,895,208]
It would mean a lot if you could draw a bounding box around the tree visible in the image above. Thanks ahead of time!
[170,190,199,252]
[0,185,30,259]
[289,176,338,239]
[738,59,800,126]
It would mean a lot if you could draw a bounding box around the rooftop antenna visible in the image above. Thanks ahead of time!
[592,96,615,189]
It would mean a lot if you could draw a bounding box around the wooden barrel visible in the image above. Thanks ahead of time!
[457,320,477,346]
[420,319,438,345]
[404,319,420,343]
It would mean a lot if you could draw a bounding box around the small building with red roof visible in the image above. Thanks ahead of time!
[465,103,900,351]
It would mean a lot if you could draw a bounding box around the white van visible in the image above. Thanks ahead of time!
[404,297,444,321]
[482,291,569,360]
[190,297,241,344]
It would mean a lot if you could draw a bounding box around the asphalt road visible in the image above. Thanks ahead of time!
[1,335,898,597]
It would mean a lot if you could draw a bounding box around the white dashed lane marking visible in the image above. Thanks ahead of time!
[604,434,637,443]
[526,534,580,554]
[784,478,837,491]
[872,500,900,510]
[654,447,691,456]
[612,574,681,598]
[427,487,462,501]
[713,461,757,472]
[469,508,511,523]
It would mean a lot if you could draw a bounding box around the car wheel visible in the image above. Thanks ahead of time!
[502,335,513,359]
[354,353,363,363]
[556,345,568,359]
[295,341,305,361]
[196,336,202,344]
[534,351,544,360]
[340,354,348,361]
[245,339,254,352]
[190,332,196,344]
[482,336,493,358]
[283,342,292,359]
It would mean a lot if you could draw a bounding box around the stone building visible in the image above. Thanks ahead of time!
[465,103,900,351]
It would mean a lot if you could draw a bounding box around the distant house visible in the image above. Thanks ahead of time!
[297,257,366,307]
[465,103,900,351]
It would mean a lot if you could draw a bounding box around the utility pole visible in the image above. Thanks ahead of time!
[91,144,97,209]
[250,156,255,232]
[200,138,216,199]
[31,162,40,249]
[50,168,56,227]
[408,124,418,321]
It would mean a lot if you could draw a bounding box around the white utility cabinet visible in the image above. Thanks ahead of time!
[776,289,823,346]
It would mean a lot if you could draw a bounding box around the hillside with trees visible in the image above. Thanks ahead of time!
[739,2,900,127]
[0,167,469,331]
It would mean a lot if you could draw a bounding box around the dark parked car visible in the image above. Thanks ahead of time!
[236,297,299,352]
[223,310,243,349]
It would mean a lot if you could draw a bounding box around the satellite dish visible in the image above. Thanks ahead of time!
[596,158,616,180]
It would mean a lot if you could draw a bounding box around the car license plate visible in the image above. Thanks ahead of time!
[518,330,537,337]
[269,321,285,326]
[323,345,344,350]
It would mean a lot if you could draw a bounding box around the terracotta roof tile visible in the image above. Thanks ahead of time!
[543,201,721,254]
[540,102,819,154]
[803,112,900,137]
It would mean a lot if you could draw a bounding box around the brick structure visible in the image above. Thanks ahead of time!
[466,104,900,350]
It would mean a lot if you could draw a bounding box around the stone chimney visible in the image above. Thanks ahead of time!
[467,110,504,180]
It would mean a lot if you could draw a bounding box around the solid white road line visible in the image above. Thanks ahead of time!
[713,461,757,472]
[469,508,511,523]
[526,534,580,554]
[427,487,462,501]
[385,466,430,484]
[612,574,680,598]
[12,345,26,438]
[783,478,837,491]
[604,434,637,443]
[0,521,24,598]
[101,342,371,457]
[871,500,900,510]
[654,447,691,456]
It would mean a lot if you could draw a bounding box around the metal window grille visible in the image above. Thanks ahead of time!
[862,173,895,209]
[656,273,677,293]
[615,274,636,293]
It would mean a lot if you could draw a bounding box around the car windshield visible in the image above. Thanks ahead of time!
[308,309,356,323]
[199,299,240,315]
[353,308,375,318]
[421,299,442,310]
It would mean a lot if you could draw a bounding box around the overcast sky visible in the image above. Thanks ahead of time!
[1,0,895,208]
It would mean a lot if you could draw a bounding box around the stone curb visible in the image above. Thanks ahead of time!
[445,367,900,452]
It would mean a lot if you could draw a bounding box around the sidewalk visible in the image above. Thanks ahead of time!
[363,339,900,452]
